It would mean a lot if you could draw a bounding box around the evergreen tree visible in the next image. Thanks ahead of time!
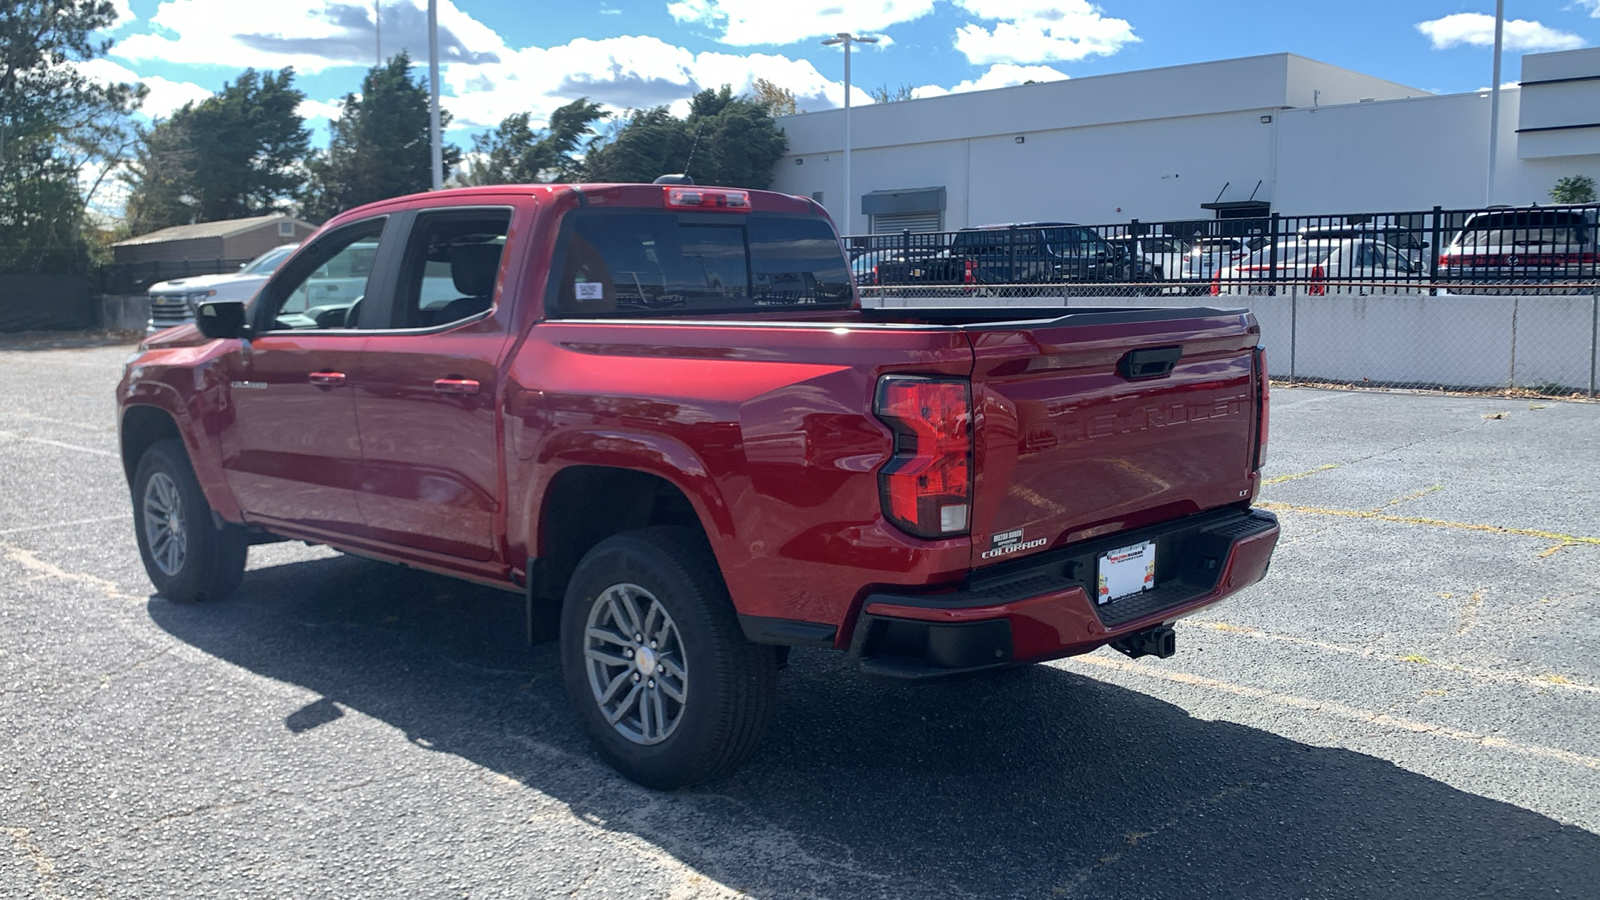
[584,86,788,189]
[302,53,461,221]
[124,112,196,234]
[461,98,606,186]
[124,68,309,232]
[0,0,144,274]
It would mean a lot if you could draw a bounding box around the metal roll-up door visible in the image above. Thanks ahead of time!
[871,210,943,234]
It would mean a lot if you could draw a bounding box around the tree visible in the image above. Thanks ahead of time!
[124,68,310,233]
[301,52,461,221]
[0,0,145,274]
[749,78,799,117]
[460,98,607,186]
[1549,175,1597,205]
[868,83,915,104]
[584,86,789,189]
[124,113,196,234]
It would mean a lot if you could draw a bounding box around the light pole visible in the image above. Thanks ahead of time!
[821,32,877,236]
[1485,0,1505,205]
[428,0,443,190]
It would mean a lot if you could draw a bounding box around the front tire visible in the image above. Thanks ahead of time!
[560,526,778,789]
[131,438,249,603]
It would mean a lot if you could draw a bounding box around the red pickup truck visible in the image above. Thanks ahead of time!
[118,183,1278,788]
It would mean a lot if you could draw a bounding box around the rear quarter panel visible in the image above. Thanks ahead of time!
[504,318,978,629]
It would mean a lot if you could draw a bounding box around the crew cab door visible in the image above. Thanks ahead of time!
[218,216,394,536]
[345,206,516,562]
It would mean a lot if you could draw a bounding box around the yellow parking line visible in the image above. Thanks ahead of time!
[1258,502,1600,548]
[1261,464,1338,486]
[1182,619,1599,694]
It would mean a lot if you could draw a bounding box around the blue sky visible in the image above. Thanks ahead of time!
[85,0,1600,143]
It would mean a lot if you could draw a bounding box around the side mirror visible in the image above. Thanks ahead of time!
[195,300,251,340]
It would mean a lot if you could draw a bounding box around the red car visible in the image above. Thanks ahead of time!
[119,183,1278,788]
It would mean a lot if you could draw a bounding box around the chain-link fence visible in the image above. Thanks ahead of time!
[860,280,1600,398]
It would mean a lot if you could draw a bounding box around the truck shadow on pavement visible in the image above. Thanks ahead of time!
[149,554,1600,899]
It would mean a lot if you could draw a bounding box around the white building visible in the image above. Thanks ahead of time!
[771,49,1600,235]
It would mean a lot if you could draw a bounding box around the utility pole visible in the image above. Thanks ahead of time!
[821,32,877,235]
[1486,0,1505,205]
[428,0,443,190]
[374,1,381,65]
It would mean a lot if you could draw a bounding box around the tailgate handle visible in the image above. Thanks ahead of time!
[1118,345,1183,380]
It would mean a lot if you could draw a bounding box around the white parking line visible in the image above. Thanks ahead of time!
[0,430,119,459]
[0,515,127,536]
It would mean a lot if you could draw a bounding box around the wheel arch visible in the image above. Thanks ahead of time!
[119,401,243,521]
[120,404,184,484]
[529,465,711,607]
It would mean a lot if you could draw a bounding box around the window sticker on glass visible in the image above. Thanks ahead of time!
[575,282,604,301]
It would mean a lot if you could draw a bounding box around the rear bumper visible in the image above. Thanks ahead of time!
[847,508,1279,679]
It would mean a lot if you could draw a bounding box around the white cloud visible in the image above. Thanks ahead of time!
[106,0,136,28]
[76,58,214,117]
[666,0,935,45]
[1416,13,1586,52]
[114,0,505,73]
[910,62,1066,98]
[950,0,1137,65]
[443,34,857,130]
[297,98,345,122]
[1577,0,1600,18]
[107,0,858,133]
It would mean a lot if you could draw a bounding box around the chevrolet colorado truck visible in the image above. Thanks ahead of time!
[118,183,1278,788]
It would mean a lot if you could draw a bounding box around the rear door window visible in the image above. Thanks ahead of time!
[553,211,851,316]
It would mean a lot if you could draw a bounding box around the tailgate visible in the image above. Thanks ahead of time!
[965,308,1260,565]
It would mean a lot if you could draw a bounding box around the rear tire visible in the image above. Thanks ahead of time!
[132,438,249,603]
[560,526,778,789]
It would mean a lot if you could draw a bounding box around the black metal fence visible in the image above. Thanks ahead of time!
[846,202,1600,295]
[96,257,255,296]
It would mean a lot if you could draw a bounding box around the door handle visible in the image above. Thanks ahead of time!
[308,371,346,386]
[433,378,480,395]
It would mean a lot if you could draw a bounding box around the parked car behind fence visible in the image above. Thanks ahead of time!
[847,201,1598,295]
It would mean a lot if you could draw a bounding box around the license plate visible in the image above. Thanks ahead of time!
[911,268,924,277]
[1097,541,1156,605]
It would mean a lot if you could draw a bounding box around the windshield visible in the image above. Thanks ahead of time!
[241,245,297,275]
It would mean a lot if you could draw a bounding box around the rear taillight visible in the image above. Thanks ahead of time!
[1254,347,1269,471]
[874,376,972,538]
[870,264,879,285]
[963,259,977,284]
[1308,264,1326,295]
[1437,253,1454,269]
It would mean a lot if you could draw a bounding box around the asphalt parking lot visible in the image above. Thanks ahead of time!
[1,334,1596,899]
